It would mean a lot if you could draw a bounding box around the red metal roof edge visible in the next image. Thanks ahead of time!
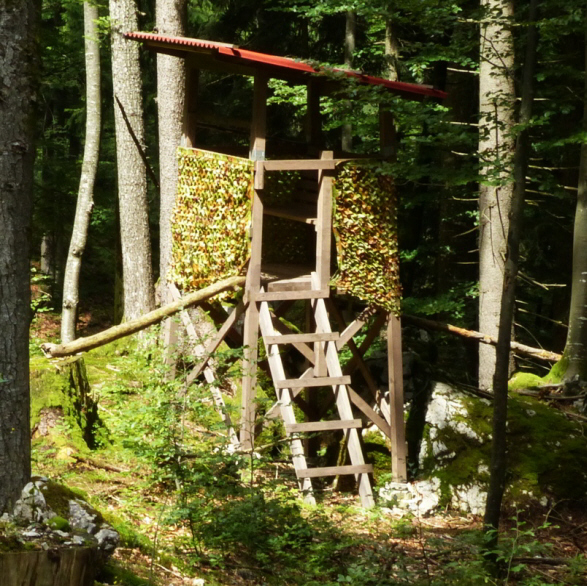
[125,32,447,100]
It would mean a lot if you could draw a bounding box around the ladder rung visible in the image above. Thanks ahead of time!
[267,276,312,293]
[254,289,330,301]
[286,419,363,433]
[275,375,351,389]
[297,464,373,479]
[265,332,339,345]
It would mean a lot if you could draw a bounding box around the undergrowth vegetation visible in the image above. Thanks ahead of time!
[27,328,587,585]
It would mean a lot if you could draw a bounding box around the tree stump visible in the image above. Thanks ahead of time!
[0,547,98,586]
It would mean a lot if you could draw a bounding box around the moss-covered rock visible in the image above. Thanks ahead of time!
[416,382,587,514]
[508,372,544,391]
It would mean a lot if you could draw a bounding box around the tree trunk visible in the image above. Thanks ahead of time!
[484,0,538,551]
[341,10,356,152]
[561,15,587,383]
[109,0,155,320]
[61,2,102,343]
[478,0,516,390]
[156,0,186,305]
[384,19,400,82]
[0,0,38,513]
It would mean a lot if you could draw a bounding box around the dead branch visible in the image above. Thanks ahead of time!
[41,276,246,358]
[402,315,562,362]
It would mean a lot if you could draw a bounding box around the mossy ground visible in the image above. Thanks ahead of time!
[24,320,587,585]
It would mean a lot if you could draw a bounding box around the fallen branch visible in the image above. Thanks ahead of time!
[402,315,562,362]
[41,276,246,358]
[72,454,129,474]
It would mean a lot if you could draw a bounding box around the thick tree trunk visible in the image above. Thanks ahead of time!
[484,0,538,551]
[0,0,37,513]
[341,11,356,152]
[562,17,587,383]
[478,0,516,390]
[61,2,102,343]
[109,0,155,320]
[156,0,186,305]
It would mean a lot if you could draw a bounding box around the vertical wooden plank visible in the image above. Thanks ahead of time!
[241,191,263,450]
[379,105,397,161]
[249,74,268,161]
[182,66,199,147]
[306,80,322,153]
[162,313,179,381]
[387,314,407,482]
[241,73,268,450]
[316,151,333,291]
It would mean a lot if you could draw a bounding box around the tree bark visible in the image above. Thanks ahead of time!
[341,10,356,152]
[0,0,38,513]
[384,19,400,82]
[109,0,155,320]
[41,276,245,358]
[61,2,102,343]
[156,0,186,305]
[478,0,516,390]
[561,15,587,383]
[484,0,538,551]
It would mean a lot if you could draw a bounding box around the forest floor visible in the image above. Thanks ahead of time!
[24,308,587,586]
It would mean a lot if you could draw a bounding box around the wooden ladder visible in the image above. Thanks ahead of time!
[258,276,375,508]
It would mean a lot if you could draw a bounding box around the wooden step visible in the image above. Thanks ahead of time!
[285,419,363,433]
[275,375,351,389]
[297,464,373,479]
[265,205,316,225]
[265,332,339,345]
[267,275,312,293]
[254,288,329,301]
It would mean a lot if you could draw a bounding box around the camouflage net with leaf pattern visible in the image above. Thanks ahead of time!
[333,162,401,315]
[169,147,254,291]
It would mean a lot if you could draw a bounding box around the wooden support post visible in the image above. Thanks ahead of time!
[379,105,397,161]
[387,314,407,482]
[306,80,322,154]
[241,73,268,450]
[182,66,199,147]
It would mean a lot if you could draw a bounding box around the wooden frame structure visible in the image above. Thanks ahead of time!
[129,33,446,508]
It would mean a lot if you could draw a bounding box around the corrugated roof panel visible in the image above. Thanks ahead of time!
[125,32,447,100]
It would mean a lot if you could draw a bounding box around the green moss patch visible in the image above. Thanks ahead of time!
[36,478,90,518]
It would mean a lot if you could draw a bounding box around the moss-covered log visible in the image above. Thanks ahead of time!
[41,276,245,358]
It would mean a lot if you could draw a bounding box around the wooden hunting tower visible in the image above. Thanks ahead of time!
[128,33,446,508]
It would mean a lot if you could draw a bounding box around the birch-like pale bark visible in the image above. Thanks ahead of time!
[156,0,186,304]
[61,2,102,343]
[0,0,37,513]
[109,0,155,320]
[478,0,516,390]
[385,19,400,82]
[562,16,587,383]
[484,0,538,551]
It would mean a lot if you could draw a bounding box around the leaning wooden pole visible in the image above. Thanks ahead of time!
[42,276,245,358]
[401,314,561,363]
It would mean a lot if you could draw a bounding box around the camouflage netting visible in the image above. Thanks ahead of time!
[169,147,254,291]
[333,162,401,315]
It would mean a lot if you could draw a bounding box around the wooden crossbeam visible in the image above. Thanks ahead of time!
[285,419,362,433]
[297,464,373,479]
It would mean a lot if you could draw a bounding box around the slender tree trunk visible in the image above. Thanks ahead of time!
[478,0,516,390]
[484,0,538,552]
[0,0,38,513]
[341,10,356,152]
[385,19,400,82]
[156,0,186,306]
[61,2,102,343]
[109,0,155,320]
[561,15,587,383]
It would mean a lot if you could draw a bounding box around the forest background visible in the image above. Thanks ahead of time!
[1,0,587,583]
